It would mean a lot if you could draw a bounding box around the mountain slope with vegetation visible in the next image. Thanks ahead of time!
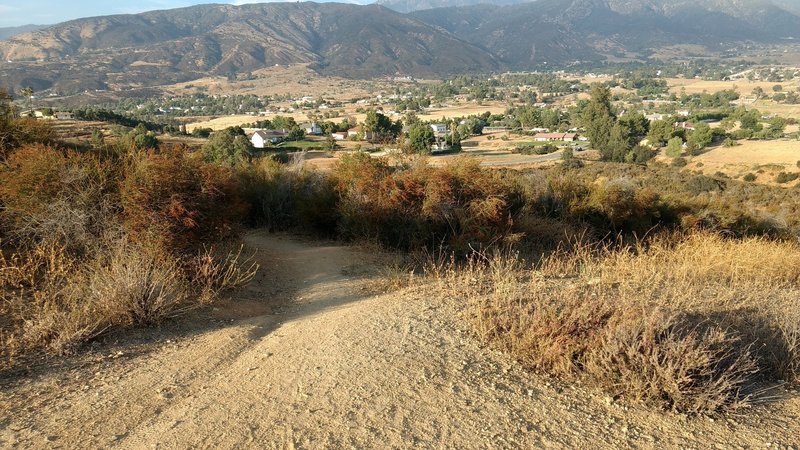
[0,3,498,93]
[1,0,799,93]
[412,0,800,67]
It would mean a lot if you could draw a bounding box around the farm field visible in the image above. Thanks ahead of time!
[666,77,800,95]
[680,139,800,185]
[185,101,508,132]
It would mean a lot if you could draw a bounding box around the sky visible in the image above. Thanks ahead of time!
[0,0,365,27]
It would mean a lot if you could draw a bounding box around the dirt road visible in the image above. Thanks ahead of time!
[2,233,799,449]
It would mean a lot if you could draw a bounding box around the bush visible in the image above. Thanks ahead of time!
[449,233,800,413]
[743,173,757,182]
[776,172,799,184]
[671,157,688,167]
[0,145,119,254]
[121,148,247,253]
[686,175,722,194]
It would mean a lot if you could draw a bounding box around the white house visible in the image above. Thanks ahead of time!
[299,122,323,135]
[251,130,288,148]
[430,123,447,135]
[332,132,347,141]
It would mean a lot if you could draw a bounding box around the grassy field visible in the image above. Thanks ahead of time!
[680,139,800,185]
[667,77,800,95]
[186,101,509,132]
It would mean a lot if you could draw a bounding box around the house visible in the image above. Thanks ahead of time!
[347,126,374,141]
[673,122,696,131]
[533,132,567,142]
[299,122,323,135]
[55,111,73,120]
[645,113,665,122]
[531,127,550,133]
[563,133,577,142]
[332,132,348,141]
[251,130,288,148]
[430,123,447,135]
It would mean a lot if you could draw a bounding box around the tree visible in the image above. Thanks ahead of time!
[646,120,673,147]
[666,137,683,157]
[124,124,159,150]
[202,127,253,167]
[582,84,616,159]
[739,110,762,131]
[324,133,337,152]
[20,87,33,115]
[407,122,434,154]
[687,122,713,150]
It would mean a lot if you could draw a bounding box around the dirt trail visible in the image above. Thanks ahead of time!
[2,233,800,449]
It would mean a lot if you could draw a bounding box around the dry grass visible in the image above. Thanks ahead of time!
[432,232,800,413]
[666,78,800,95]
[685,140,800,185]
[0,240,258,367]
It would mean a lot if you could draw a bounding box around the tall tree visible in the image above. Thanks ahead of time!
[20,87,33,115]
[582,84,616,160]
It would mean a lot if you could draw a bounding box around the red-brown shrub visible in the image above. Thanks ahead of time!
[121,148,247,253]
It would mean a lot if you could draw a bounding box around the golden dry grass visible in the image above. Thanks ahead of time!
[667,78,800,95]
[433,233,800,413]
[684,140,800,184]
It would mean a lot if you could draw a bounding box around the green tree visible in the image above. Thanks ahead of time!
[666,137,683,157]
[582,84,616,159]
[687,123,713,149]
[125,124,159,150]
[407,122,434,154]
[20,86,33,115]
[739,110,762,131]
[646,120,673,147]
[202,127,253,167]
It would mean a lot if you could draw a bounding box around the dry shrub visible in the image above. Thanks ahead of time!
[448,232,800,413]
[190,244,259,303]
[1,239,259,366]
[0,144,119,254]
[0,117,55,156]
[236,157,337,233]
[86,244,189,326]
[121,148,247,253]
[331,154,524,251]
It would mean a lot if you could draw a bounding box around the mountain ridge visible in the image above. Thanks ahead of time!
[1,0,798,93]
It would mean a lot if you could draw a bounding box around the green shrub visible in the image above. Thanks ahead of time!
[672,157,688,167]
[776,172,799,184]
[743,173,757,182]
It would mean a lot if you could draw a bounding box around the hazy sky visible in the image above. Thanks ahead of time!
[0,1,364,27]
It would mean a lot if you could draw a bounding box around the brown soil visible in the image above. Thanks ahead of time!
[2,233,799,449]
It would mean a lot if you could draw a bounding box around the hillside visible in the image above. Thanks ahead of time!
[0,25,48,41]
[0,3,498,93]
[375,0,534,13]
[1,0,799,93]
[412,0,800,67]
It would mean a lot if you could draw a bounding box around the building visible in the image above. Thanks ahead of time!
[347,126,374,141]
[430,123,447,135]
[299,122,323,135]
[533,132,567,142]
[673,122,696,131]
[251,130,288,148]
[55,111,73,120]
[332,132,348,141]
[533,132,580,142]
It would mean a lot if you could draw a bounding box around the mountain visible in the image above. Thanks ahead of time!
[772,0,800,14]
[0,2,498,93]
[1,0,799,94]
[0,24,48,41]
[375,0,534,13]
[412,0,800,67]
